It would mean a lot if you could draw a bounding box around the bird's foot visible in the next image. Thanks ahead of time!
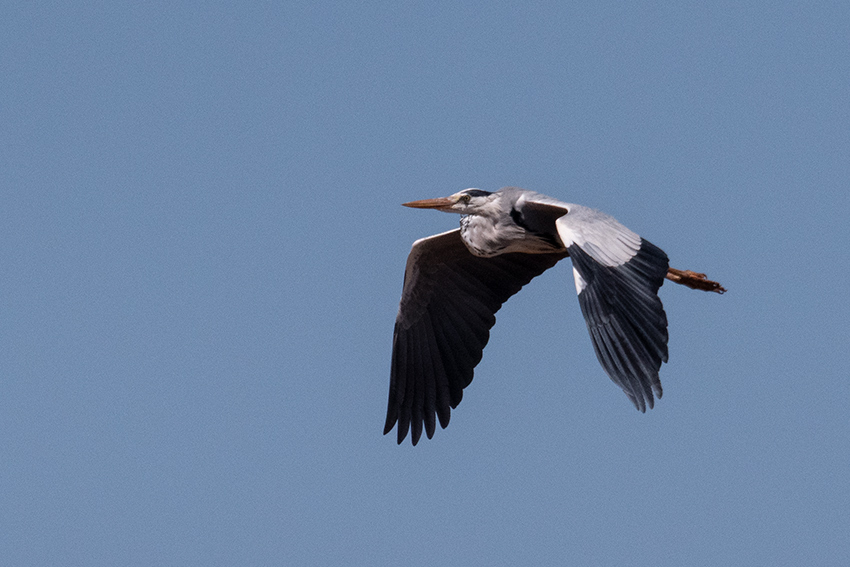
[666,268,726,294]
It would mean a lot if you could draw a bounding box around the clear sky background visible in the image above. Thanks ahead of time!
[2,2,848,565]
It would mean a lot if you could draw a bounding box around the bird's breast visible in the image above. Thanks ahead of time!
[459,215,563,257]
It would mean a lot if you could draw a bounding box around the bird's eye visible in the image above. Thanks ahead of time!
[459,194,471,204]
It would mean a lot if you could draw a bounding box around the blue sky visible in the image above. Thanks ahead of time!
[2,2,848,565]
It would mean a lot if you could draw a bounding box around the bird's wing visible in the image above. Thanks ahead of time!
[386,228,567,445]
[552,204,670,412]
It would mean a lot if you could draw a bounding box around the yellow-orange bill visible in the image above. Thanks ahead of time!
[402,197,455,209]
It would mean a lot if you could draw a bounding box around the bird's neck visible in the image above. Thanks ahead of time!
[460,214,520,257]
[459,202,566,258]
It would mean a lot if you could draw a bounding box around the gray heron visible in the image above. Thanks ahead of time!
[384,187,725,445]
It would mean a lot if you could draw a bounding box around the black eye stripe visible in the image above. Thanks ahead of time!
[462,190,492,198]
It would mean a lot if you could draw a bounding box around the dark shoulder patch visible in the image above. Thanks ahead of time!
[509,206,525,228]
[511,206,561,248]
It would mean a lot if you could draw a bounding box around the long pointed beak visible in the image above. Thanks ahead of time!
[402,197,455,209]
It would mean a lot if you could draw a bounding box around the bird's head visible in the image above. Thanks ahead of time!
[402,189,495,215]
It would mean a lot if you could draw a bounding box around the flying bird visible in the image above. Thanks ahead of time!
[384,187,725,445]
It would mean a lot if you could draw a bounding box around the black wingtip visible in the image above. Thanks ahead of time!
[570,238,669,414]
